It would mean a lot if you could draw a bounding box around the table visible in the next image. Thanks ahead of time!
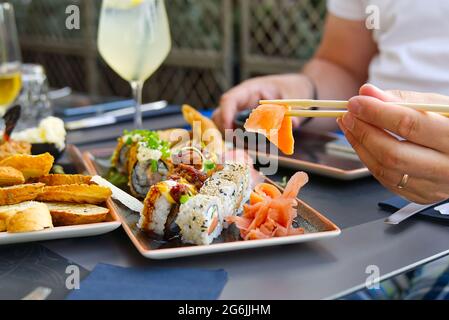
[44,112,449,300]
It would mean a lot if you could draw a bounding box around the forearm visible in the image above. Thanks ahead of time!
[302,57,363,100]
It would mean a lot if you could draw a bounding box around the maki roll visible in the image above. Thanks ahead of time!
[175,194,224,245]
[111,137,133,175]
[200,177,238,227]
[111,130,150,175]
[129,149,172,199]
[213,162,251,213]
[139,180,196,236]
[127,131,173,199]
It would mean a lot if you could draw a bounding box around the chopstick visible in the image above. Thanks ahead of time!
[285,110,449,118]
[286,110,348,118]
[260,99,449,114]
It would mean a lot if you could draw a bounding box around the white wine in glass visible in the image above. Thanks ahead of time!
[98,0,172,128]
[0,3,22,114]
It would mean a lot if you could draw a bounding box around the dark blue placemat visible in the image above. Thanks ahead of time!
[379,197,449,222]
[66,263,228,300]
[0,243,89,300]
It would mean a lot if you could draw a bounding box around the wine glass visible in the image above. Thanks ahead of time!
[0,3,22,115]
[98,0,172,129]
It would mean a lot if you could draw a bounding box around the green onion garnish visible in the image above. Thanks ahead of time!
[203,160,216,172]
[151,160,159,173]
[180,195,191,205]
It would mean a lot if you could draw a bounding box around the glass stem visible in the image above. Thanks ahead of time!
[131,80,144,129]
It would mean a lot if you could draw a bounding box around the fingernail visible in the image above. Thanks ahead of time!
[336,118,345,132]
[348,98,362,115]
[342,113,355,131]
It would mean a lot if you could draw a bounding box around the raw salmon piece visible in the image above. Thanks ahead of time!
[244,104,295,155]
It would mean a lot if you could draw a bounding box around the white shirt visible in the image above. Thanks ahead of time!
[327,0,449,95]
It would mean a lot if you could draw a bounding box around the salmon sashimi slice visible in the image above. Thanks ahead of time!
[244,104,295,155]
[227,172,309,241]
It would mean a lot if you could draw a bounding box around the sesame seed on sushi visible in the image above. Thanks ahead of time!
[175,195,224,245]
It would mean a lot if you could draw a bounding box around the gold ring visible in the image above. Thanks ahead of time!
[397,174,409,189]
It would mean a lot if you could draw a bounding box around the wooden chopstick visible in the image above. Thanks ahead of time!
[286,110,348,118]
[286,110,449,118]
[260,99,449,114]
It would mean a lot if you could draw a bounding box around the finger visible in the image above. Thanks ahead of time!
[348,96,449,152]
[218,93,240,131]
[337,120,446,204]
[292,117,301,128]
[359,84,401,102]
[360,84,449,105]
[387,89,449,104]
[212,108,225,133]
[340,112,449,182]
[218,81,268,130]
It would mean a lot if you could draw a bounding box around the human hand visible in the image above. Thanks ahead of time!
[338,84,449,204]
[212,74,314,132]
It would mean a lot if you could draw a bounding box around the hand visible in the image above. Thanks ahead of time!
[212,74,314,132]
[338,84,449,204]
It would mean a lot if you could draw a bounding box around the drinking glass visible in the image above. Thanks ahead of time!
[98,0,172,128]
[0,3,22,115]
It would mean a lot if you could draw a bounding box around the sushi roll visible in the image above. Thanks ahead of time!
[111,130,151,175]
[139,180,196,236]
[175,195,224,245]
[111,138,133,174]
[213,162,251,213]
[128,138,173,199]
[200,177,237,226]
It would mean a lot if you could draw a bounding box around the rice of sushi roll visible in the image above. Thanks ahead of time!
[200,177,237,227]
[175,195,224,245]
[138,180,195,236]
[213,162,251,213]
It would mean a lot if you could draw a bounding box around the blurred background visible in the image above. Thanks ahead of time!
[9,0,325,109]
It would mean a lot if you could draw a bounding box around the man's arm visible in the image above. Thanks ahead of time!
[213,14,378,131]
[304,14,378,100]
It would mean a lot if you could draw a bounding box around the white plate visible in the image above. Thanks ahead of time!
[0,221,121,246]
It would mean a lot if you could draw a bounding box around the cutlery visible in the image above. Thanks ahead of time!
[65,100,168,131]
[385,202,441,225]
[260,99,449,118]
[60,99,135,117]
[91,176,144,213]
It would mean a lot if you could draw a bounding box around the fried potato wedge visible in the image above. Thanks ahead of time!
[182,105,225,155]
[0,153,54,179]
[45,202,109,226]
[7,203,53,233]
[0,183,45,206]
[0,141,31,162]
[36,184,112,204]
[0,166,25,186]
[34,174,93,186]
